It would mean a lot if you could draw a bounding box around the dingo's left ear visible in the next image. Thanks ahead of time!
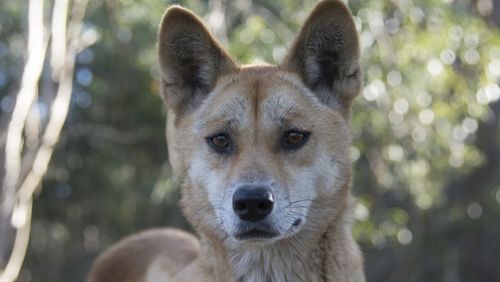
[158,6,236,115]
[282,0,360,109]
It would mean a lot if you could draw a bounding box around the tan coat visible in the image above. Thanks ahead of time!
[87,1,365,281]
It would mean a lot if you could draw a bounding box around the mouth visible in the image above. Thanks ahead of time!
[234,228,279,240]
[232,218,303,241]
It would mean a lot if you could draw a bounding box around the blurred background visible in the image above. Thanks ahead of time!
[1,0,500,281]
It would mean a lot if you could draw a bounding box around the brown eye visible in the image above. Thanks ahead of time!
[206,133,232,153]
[281,130,310,150]
[287,132,304,144]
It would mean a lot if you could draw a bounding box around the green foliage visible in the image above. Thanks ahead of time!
[1,0,500,281]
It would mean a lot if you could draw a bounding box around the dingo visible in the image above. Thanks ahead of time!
[88,1,364,281]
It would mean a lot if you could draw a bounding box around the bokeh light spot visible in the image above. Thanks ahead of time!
[440,49,456,65]
[355,203,369,221]
[351,146,360,162]
[387,70,402,86]
[397,228,413,245]
[411,127,427,143]
[427,59,444,76]
[387,145,404,162]
[416,194,433,209]
[467,202,483,219]
[394,98,409,115]
[371,231,387,249]
[462,117,478,134]
[419,109,435,125]
[76,68,93,86]
[416,92,433,108]
[385,18,399,34]
[488,60,500,76]
[464,49,480,65]
[260,29,275,44]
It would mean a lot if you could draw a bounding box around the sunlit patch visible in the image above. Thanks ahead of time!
[427,59,444,76]
[239,29,255,44]
[76,68,93,86]
[384,18,399,34]
[0,70,8,88]
[368,10,384,34]
[0,95,16,113]
[387,145,404,162]
[389,111,403,124]
[476,88,490,105]
[452,126,467,141]
[485,83,500,102]
[416,92,432,108]
[407,160,430,178]
[84,225,100,252]
[354,202,369,221]
[419,109,434,125]
[380,221,397,236]
[397,228,412,245]
[11,203,28,228]
[464,34,480,49]
[371,230,386,249]
[272,47,286,62]
[477,0,493,16]
[449,25,464,41]
[393,98,409,115]
[116,27,132,43]
[467,202,483,219]
[409,7,425,24]
[77,48,94,64]
[350,146,360,162]
[353,16,362,32]
[449,152,464,168]
[260,29,275,44]
[449,141,464,154]
[387,70,402,86]
[461,117,478,134]
[476,83,500,105]
[416,193,432,209]
[488,60,500,76]
[440,49,456,65]
[463,49,480,65]
[360,31,375,49]
[411,127,426,143]
[363,79,386,101]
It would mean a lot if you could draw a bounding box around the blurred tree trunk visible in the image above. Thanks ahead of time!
[0,0,94,281]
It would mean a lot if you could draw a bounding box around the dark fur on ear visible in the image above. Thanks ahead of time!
[281,0,361,109]
[158,6,236,114]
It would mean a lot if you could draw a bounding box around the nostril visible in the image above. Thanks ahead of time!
[234,201,248,213]
[257,200,273,213]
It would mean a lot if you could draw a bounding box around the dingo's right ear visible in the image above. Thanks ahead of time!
[158,6,236,115]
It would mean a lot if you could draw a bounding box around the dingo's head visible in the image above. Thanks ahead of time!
[158,0,360,246]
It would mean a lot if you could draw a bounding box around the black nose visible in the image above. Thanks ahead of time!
[232,186,274,222]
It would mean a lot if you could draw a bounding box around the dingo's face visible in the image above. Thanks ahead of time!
[158,1,360,246]
[186,68,352,243]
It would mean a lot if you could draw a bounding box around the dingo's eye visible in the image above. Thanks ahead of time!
[206,133,231,153]
[281,130,310,150]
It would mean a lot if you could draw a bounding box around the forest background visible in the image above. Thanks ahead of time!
[1,0,500,281]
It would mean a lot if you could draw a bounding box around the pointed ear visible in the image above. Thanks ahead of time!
[158,6,236,114]
[281,0,361,109]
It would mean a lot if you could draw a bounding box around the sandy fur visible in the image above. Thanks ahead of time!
[87,1,364,281]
